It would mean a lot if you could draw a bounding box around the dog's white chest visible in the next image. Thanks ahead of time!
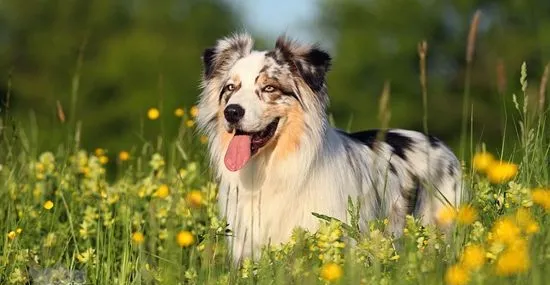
[218,176,351,261]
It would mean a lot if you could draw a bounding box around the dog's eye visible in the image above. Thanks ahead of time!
[225,84,235,92]
[262,85,276,93]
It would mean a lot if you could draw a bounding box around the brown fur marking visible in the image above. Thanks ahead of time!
[273,103,305,159]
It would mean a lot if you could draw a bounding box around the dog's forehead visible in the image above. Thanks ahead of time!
[229,51,267,84]
[229,50,291,85]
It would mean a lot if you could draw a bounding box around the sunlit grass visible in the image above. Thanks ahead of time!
[1,67,549,285]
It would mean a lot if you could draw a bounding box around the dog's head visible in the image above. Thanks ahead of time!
[197,33,331,172]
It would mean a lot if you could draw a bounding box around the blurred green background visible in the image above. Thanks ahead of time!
[0,0,549,155]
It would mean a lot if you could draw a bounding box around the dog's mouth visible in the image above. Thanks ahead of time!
[224,118,280,172]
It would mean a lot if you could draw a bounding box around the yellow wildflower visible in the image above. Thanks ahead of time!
[445,264,470,285]
[320,263,343,282]
[186,190,203,208]
[490,217,521,245]
[436,206,457,227]
[495,242,530,276]
[118,151,130,161]
[200,135,208,144]
[99,155,109,165]
[174,108,185,117]
[531,188,550,211]
[94,148,105,157]
[132,232,145,245]
[16,228,22,234]
[186,120,195,128]
[7,231,16,240]
[514,208,539,235]
[77,248,95,264]
[43,200,54,210]
[472,152,495,172]
[147,108,160,120]
[525,221,539,235]
[176,231,194,247]
[190,106,199,118]
[456,205,478,225]
[486,161,518,184]
[35,162,45,172]
[154,184,170,199]
[460,244,485,271]
[80,166,90,176]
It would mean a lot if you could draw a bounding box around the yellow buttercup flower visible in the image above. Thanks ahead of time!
[35,162,45,172]
[445,264,470,285]
[190,106,199,118]
[460,244,485,271]
[154,184,170,199]
[186,120,195,128]
[524,221,539,235]
[174,108,185,117]
[176,231,194,247]
[43,200,54,210]
[118,151,130,161]
[490,217,521,245]
[7,231,16,240]
[99,155,109,165]
[531,188,550,211]
[456,205,478,225]
[320,262,343,282]
[94,148,105,157]
[200,135,208,144]
[76,248,96,264]
[132,232,145,245]
[186,190,203,208]
[147,108,160,120]
[16,228,22,234]
[472,152,495,172]
[436,205,457,226]
[495,241,530,276]
[80,166,90,176]
[486,161,518,184]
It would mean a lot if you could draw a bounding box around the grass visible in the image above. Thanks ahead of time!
[1,40,550,285]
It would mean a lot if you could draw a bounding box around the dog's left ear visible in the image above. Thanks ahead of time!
[274,36,331,92]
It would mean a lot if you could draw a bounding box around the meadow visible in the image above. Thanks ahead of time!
[1,66,550,285]
[1,18,550,283]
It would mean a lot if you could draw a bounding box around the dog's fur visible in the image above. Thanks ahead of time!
[197,33,463,263]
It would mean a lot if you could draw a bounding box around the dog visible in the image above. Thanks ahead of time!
[197,33,463,263]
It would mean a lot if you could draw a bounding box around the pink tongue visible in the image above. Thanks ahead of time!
[224,134,252,171]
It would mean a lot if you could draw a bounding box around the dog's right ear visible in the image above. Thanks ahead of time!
[202,47,217,80]
[201,33,254,80]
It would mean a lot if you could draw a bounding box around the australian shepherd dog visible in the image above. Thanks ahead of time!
[197,33,463,263]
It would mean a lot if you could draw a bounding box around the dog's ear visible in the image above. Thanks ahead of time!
[202,47,217,80]
[201,33,255,80]
[273,35,331,92]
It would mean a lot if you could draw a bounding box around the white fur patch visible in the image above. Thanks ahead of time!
[225,51,269,132]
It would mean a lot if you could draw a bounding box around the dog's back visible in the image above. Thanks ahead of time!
[341,128,462,235]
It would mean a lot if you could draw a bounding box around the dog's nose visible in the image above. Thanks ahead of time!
[224,104,245,124]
